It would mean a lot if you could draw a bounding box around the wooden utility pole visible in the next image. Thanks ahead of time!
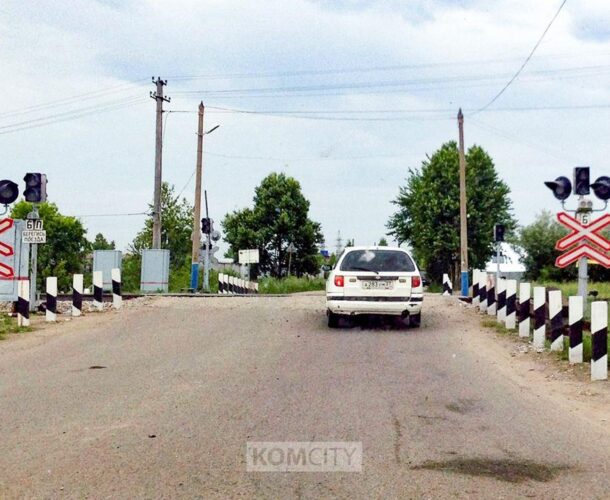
[458,108,469,296]
[151,77,170,249]
[190,103,205,290]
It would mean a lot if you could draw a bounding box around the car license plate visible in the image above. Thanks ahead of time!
[361,280,393,290]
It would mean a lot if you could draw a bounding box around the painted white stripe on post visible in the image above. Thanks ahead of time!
[72,274,83,317]
[17,280,30,327]
[549,290,563,351]
[591,301,608,381]
[487,274,496,316]
[255,282,259,294]
[46,277,57,322]
[93,270,103,311]
[568,296,583,364]
[533,286,546,349]
[111,268,122,309]
[497,279,506,323]
[518,282,531,338]
[479,270,487,312]
[472,269,480,307]
[505,279,517,330]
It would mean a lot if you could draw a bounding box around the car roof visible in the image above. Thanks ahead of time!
[342,246,407,252]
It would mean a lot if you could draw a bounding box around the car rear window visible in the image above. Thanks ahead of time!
[339,250,416,273]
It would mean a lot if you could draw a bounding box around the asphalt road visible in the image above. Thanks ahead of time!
[1,293,610,498]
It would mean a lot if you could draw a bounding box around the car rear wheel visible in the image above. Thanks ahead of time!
[409,313,421,328]
[328,311,340,328]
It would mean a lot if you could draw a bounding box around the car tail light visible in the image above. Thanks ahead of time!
[334,275,344,287]
[411,276,421,288]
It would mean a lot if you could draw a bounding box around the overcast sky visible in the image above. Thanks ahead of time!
[2,0,610,253]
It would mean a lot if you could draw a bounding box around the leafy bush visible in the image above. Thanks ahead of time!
[258,276,325,294]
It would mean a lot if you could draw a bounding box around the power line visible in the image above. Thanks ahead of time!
[472,0,568,114]
[172,62,604,99]
[0,79,149,119]
[0,96,148,135]
[71,211,149,218]
[166,49,610,81]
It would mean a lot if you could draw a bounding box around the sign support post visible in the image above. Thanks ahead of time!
[27,205,39,312]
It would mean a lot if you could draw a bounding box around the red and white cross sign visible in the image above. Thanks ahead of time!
[555,212,610,268]
[0,218,15,279]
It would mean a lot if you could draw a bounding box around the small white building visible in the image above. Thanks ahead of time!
[485,243,526,280]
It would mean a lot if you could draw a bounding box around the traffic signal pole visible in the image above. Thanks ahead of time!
[27,205,39,311]
[191,102,205,291]
[204,190,210,292]
[457,109,469,296]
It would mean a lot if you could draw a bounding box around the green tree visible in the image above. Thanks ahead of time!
[377,237,388,246]
[130,182,193,269]
[11,202,89,291]
[516,211,575,281]
[222,172,323,277]
[91,232,115,250]
[387,141,515,283]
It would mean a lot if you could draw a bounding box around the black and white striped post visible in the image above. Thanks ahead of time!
[568,295,583,364]
[17,279,30,327]
[472,269,480,307]
[46,276,57,322]
[478,270,487,312]
[487,275,496,316]
[533,286,546,349]
[505,279,517,330]
[228,276,235,295]
[217,273,224,294]
[111,268,122,309]
[518,282,531,338]
[442,273,453,296]
[496,278,506,324]
[591,301,608,381]
[549,290,563,351]
[93,270,103,311]
[72,274,83,317]
[254,282,259,294]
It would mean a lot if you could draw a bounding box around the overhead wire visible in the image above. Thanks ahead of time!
[472,0,569,114]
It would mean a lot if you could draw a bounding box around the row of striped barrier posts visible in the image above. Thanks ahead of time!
[474,279,607,382]
[43,269,123,322]
[217,273,259,295]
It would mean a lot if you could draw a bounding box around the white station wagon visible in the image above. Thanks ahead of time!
[326,246,423,328]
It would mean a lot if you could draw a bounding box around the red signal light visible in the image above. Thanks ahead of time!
[334,275,344,287]
[412,276,421,288]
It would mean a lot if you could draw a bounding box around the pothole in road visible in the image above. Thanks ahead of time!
[411,457,571,483]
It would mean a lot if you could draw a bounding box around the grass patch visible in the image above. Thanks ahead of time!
[480,317,511,335]
[0,314,31,338]
[535,281,610,298]
[258,276,325,294]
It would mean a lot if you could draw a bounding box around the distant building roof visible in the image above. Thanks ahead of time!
[485,243,526,273]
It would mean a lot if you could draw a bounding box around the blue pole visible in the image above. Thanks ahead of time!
[461,271,469,297]
[190,263,199,291]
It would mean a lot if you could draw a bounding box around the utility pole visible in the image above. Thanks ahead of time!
[150,77,170,249]
[458,108,469,297]
[191,102,205,290]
